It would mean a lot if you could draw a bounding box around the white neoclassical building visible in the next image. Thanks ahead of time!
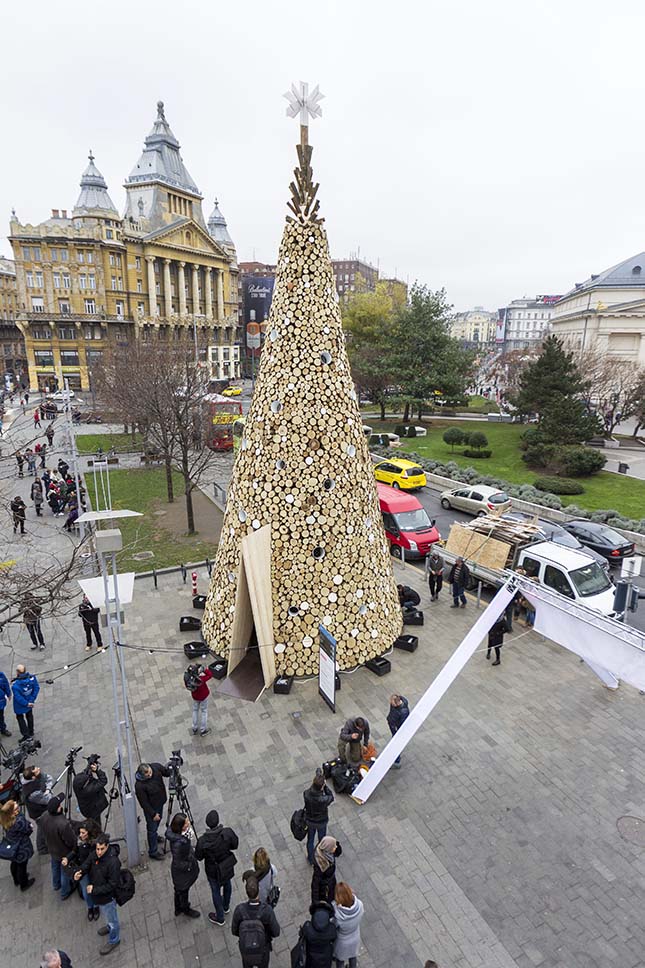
[550,251,645,363]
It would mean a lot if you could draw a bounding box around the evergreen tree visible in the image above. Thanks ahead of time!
[539,394,601,445]
[515,336,587,417]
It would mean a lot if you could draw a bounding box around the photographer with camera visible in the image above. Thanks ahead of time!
[184,663,214,737]
[303,769,335,866]
[73,754,108,826]
[21,763,54,854]
[134,761,171,861]
[0,668,12,736]
[40,793,77,900]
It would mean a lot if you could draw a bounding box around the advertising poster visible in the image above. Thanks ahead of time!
[318,624,337,712]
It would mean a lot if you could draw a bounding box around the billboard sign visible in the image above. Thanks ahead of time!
[535,295,561,305]
[495,308,507,343]
[318,624,337,712]
[242,275,275,324]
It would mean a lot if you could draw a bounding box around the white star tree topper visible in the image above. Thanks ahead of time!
[284,82,324,128]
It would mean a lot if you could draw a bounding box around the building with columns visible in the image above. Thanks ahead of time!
[450,306,496,346]
[9,101,240,391]
[0,256,26,386]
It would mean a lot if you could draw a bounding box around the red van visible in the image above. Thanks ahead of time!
[377,482,441,559]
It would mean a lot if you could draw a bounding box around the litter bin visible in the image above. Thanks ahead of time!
[618,462,629,474]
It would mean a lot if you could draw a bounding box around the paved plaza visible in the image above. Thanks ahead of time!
[2,404,645,967]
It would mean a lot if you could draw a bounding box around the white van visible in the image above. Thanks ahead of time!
[515,542,616,616]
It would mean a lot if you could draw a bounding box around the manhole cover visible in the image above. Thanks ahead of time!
[131,551,155,561]
[617,816,645,846]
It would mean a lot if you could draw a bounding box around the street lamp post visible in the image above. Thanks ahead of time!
[63,378,85,540]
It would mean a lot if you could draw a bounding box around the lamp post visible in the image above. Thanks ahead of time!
[77,508,143,866]
[63,378,85,540]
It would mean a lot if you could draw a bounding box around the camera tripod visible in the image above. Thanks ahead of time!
[53,746,82,817]
[162,769,196,854]
[104,762,131,829]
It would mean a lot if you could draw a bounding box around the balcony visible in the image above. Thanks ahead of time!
[21,312,131,324]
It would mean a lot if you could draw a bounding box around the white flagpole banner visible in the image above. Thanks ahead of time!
[352,582,516,805]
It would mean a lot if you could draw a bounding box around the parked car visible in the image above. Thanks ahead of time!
[502,512,610,571]
[374,458,426,491]
[440,484,512,516]
[378,483,440,559]
[561,520,635,565]
[47,389,75,401]
[222,385,242,397]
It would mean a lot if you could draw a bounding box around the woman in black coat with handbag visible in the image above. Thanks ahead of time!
[311,835,342,905]
[0,798,35,890]
[165,813,200,918]
[486,616,507,666]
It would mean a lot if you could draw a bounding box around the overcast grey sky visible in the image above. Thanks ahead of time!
[2,0,644,311]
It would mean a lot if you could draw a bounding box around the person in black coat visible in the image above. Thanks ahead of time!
[62,817,102,920]
[78,595,103,652]
[231,875,280,968]
[134,761,171,859]
[0,798,35,891]
[303,771,335,865]
[73,756,108,825]
[387,693,410,769]
[448,557,470,608]
[486,616,506,666]
[301,901,337,968]
[195,809,239,926]
[75,834,122,954]
[165,813,200,918]
[311,836,342,905]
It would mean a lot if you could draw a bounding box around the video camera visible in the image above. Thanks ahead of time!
[167,749,185,793]
[86,753,101,766]
[64,746,83,769]
[2,737,41,773]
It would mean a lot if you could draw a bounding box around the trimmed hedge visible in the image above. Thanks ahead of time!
[534,476,584,495]
[463,449,492,458]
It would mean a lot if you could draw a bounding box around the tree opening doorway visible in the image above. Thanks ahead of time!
[214,525,275,702]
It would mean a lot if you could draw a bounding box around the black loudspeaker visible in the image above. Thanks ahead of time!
[192,595,207,610]
[180,616,202,632]
[207,657,227,679]
[335,672,341,691]
[403,609,424,627]
[184,641,212,660]
[273,675,294,694]
[365,656,391,677]
[394,634,418,653]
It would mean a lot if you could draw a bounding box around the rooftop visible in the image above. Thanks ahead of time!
[73,151,119,219]
[125,100,201,197]
[564,251,645,297]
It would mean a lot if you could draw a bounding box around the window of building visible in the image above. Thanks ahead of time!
[84,299,96,314]
[88,275,96,290]
[31,296,45,312]
[59,327,77,340]
[32,247,41,261]
[109,254,115,267]
[105,229,113,239]
[135,256,141,270]
[34,349,54,366]
[156,282,161,295]
[111,276,117,290]
[115,300,124,317]
[32,329,52,340]
[87,252,94,264]
[62,273,71,289]
[22,246,30,260]
[35,271,43,288]
[87,349,103,365]
[60,249,69,262]
[137,301,145,315]
[136,279,143,293]
[117,276,123,289]
[26,272,34,288]
[51,249,58,262]
[77,251,84,263]
[53,272,61,289]
[79,275,87,290]
[59,300,70,314]
[60,350,79,366]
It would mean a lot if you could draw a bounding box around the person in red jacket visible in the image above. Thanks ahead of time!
[190,665,213,737]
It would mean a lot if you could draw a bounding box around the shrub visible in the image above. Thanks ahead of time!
[443,428,465,451]
[467,430,489,451]
[463,448,492,458]
[407,425,417,438]
[519,427,541,450]
[534,476,584,495]
[522,441,556,467]
[555,446,606,477]
[394,424,408,437]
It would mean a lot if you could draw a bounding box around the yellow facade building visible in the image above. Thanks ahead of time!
[9,102,240,391]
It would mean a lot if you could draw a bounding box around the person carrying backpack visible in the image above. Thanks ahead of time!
[303,770,335,865]
[301,900,337,968]
[195,809,239,926]
[185,664,214,736]
[231,875,280,968]
[74,833,122,956]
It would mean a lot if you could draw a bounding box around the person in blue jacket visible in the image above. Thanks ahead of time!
[12,664,40,738]
[0,670,12,736]
[386,694,410,769]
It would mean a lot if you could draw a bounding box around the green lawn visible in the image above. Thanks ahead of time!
[76,432,144,455]
[86,468,217,572]
[367,419,645,519]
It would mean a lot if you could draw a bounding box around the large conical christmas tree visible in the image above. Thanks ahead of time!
[203,85,401,677]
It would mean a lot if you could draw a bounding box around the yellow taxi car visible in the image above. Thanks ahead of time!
[373,458,426,491]
[222,385,242,397]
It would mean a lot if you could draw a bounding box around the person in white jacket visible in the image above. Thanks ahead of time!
[332,881,364,968]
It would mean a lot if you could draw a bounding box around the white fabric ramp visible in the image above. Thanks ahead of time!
[352,582,516,804]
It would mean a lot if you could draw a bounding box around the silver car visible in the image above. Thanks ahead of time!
[440,484,512,516]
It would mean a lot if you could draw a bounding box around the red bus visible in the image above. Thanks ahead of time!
[203,394,243,452]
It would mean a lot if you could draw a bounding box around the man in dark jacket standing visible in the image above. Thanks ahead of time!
[11,494,27,534]
[231,875,280,968]
[303,771,334,865]
[387,694,410,769]
[75,833,122,955]
[301,900,337,968]
[22,763,54,853]
[78,595,103,652]
[40,794,76,900]
[73,756,109,826]
[427,549,445,601]
[337,716,370,765]
[0,668,12,736]
[134,761,171,860]
[11,664,40,737]
[23,595,46,651]
[195,809,239,926]
[448,557,470,608]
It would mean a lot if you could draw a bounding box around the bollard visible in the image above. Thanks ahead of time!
[152,568,158,590]
[180,564,187,584]
[191,571,198,597]
[206,557,212,576]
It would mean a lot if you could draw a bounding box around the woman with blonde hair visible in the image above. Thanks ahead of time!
[243,846,278,906]
[333,881,364,967]
[0,798,35,890]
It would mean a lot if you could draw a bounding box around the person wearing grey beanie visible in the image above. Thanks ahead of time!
[195,810,239,926]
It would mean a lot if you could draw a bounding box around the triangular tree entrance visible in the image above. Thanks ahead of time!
[203,83,402,677]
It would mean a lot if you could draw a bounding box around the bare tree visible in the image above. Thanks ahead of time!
[569,345,645,436]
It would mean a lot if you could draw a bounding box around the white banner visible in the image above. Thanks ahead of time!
[352,583,515,804]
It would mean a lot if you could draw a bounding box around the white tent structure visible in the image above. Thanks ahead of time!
[353,575,645,804]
